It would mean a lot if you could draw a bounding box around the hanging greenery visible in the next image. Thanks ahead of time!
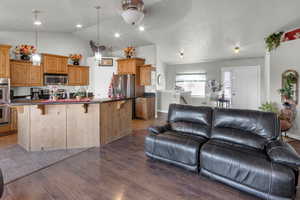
[265,31,284,52]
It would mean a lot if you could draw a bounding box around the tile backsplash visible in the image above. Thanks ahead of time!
[12,85,92,97]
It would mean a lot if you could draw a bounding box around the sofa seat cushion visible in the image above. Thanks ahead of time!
[145,131,207,166]
[200,140,296,198]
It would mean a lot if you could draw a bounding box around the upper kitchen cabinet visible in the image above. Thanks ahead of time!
[117,58,145,75]
[0,45,11,78]
[68,65,89,86]
[10,60,42,87]
[140,65,155,86]
[43,54,68,74]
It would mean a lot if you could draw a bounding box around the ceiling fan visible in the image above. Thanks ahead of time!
[121,0,145,25]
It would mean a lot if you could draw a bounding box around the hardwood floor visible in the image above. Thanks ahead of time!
[0,133,17,149]
[1,114,300,200]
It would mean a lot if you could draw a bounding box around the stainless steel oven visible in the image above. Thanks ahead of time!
[0,106,10,125]
[44,74,68,85]
[0,78,10,125]
[0,78,10,104]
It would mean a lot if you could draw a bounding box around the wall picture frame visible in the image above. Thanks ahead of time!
[99,58,113,67]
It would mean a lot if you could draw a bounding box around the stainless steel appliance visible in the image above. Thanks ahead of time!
[0,78,10,125]
[112,74,135,98]
[0,78,10,104]
[44,74,68,85]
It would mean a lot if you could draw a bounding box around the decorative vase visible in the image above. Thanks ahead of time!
[126,55,131,59]
[73,60,80,65]
[21,54,31,61]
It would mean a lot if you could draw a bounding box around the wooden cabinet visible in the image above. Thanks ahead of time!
[10,60,42,87]
[68,65,89,86]
[135,97,155,120]
[117,58,145,97]
[0,45,11,78]
[140,65,155,86]
[0,107,18,136]
[10,107,18,132]
[43,54,68,74]
[29,65,42,86]
[66,104,100,149]
[100,100,132,145]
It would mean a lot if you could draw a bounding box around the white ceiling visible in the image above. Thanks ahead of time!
[1,0,300,64]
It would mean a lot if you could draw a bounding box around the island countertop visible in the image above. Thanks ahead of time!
[10,97,135,106]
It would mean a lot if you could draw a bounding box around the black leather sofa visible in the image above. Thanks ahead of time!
[0,169,3,198]
[145,104,300,200]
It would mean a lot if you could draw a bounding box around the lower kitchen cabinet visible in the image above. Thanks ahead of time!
[100,100,132,145]
[66,104,100,149]
[135,97,155,120]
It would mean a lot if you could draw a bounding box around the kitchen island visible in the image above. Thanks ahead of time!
[11,98,133,151]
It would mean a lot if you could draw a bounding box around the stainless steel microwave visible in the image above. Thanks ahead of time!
[44,74,68,85]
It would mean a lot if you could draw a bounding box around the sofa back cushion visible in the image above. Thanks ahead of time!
[168,104,213,138]
[211,108,280,150]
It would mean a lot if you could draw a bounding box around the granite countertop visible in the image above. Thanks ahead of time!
[10,97,135,106]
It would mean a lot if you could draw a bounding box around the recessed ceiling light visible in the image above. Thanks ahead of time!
[234,46,240,54]
[33,20,42,26]
[179,51,184,58]
[114,32,120,38]
[139,26,145,32]
[76,24,83,28]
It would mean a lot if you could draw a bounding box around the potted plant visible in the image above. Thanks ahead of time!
[69,54,82,65]
[259,102,279,113]
[14,45,36,60]
[74,91,86,101]
[123,46,135,58]
[265,31,284,52]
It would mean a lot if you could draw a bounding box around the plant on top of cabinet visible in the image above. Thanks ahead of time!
[69,54,82,66]
[13,45,36,61]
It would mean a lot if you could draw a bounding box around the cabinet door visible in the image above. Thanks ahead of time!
[29,65,42,86]
[80,67,89,85]
[140,67,152,86]
[30,105,67,151]
[66,104,100,149]
[68,66,77,85]
[43,55,59,73]
[58,57,68,74]
[0,47,10,78]
[10,61,29,86]
[10,107,18,132]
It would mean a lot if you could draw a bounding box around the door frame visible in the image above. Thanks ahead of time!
[221,65,261,109]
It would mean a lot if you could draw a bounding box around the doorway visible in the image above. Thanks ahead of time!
[221,66,261,110]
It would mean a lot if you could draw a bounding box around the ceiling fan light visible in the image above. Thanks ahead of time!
[32,53,41,66]
[121,9,144,25]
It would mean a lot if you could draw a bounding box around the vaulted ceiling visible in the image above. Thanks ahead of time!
[1,0,300,64]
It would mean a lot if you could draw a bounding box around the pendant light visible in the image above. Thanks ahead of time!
[94,6,102,63]
[32,10,41,66]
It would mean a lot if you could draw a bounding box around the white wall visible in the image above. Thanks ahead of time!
[0,31,91,65]
[269,39,300,139]
[165,57,265,106]
[88,57,118,98]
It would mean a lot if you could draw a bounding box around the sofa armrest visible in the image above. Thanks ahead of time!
[148,124,170,134]
[266,140,300,168]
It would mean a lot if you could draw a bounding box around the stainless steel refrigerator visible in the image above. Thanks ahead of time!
[112,74,135,98]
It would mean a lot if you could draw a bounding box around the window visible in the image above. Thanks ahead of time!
[175,73,207,97]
